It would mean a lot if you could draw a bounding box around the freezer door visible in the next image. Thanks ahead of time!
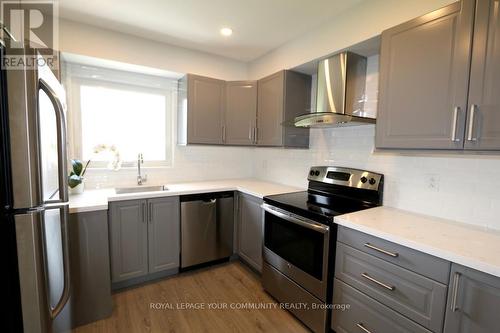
[15,204,71,333]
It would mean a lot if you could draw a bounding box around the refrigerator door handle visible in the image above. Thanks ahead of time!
[39,78,68,203]
[44,205,71,319]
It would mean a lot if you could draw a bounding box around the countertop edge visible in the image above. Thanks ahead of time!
[334,216,500,279]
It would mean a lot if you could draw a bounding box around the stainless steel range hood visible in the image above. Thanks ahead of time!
[294,52,375,128]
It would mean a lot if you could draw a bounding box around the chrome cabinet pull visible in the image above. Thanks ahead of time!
[148,202,152,223]
[222,126,226,143]
[356,323,373,333]
[451,106,460,142]
[450,272,461,312]
[361,272,396,291]
[142,202,146,223]
[364,243,398,258]
[467,104,478,141]
[254,127,258,144]
[249,126,253,141]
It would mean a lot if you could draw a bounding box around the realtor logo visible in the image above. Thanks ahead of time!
[1,0,59,69]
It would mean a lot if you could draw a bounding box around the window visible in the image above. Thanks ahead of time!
[64,62,177,168]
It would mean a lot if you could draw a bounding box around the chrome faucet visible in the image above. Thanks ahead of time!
[137,153,147,185]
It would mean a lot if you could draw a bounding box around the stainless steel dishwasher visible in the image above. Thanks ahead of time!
[180,192,234,268]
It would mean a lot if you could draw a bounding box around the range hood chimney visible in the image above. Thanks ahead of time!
[294,52,375,128]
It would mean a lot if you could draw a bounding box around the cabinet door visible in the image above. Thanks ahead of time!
[464,0,500,150]
[444,264,500,333]
[257,71,284,146]
[187,74,225,144]
[109,200,148,282]
[376,1,475,149]
[224,81,257,145]
[237,193,264,271]
[147,197,180,273]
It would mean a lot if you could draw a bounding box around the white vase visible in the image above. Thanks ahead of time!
[70,181,85,194]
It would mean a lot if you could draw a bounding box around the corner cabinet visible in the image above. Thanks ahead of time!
[178,74,225,145]
[376,0,475,149]
[257,70,311,148]
[178,71,311,148]
[109,196,180,286]
[237,193,264,272]
[444,264,500,333]
[224,81,258,145]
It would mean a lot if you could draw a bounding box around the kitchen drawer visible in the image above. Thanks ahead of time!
[338,226,450,284]
[332,278,432,333]
[335,243,447,332]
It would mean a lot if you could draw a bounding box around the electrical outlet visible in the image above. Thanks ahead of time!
[425,174,440,192]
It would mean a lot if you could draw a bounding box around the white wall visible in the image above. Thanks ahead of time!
[59,19,248,80]
[248,0,455,79]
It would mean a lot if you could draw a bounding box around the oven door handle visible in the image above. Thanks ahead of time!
[261,204,329,233]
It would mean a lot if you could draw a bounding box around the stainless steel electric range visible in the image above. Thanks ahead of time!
[262,166,384,333]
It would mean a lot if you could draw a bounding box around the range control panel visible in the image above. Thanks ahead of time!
[308,166,383,191]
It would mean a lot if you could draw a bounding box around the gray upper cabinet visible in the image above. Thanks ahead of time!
[376,0,475,149]
[224,81,257,145]
[237,193,264,272]
[444,263,500,333]
[109,199,148,283]
[257,70,311,148]
[147,197,180,273]
[464,0,500,150]
[178,74,225,145]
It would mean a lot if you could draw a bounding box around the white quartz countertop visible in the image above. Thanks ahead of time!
[335,206,500,278]
[69,179,303,214]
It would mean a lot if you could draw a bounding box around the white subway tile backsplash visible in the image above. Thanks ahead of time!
[253,126,500,231]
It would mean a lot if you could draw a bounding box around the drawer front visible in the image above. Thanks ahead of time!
[335,243,447,332]
[338,226,450,284]
[332,278,432,333]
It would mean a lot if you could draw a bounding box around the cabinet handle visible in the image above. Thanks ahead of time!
[142,202,146,223]
[356,323,373,333]
[148,202,152,223]
[467,104,478,141]
[254,127,258,144]
[361,272,395,291]
[249,126,253,141]
[364,243,398,258]
[450,272,461,312]
[222,126,226,143]
[451,106,460,142]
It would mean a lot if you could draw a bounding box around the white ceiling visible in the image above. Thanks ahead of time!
[58,0,364,62]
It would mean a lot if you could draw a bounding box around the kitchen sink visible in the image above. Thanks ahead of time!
[115,185,169,194]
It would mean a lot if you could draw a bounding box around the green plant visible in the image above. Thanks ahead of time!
[68,159,90,188]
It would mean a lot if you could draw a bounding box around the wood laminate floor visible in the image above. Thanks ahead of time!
[73,261,309,333]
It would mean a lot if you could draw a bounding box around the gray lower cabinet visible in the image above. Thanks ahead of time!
[376,0,475,149]
[257,70,311,148]
[147,197,180,273]
[237,193,264,272]
[224,81,257,145]
[332,278,432,333]
[178,74,225,145]
[68,211,112,328]
[109,197,180,285]
[443,264,500,333]
[464,0,500,150]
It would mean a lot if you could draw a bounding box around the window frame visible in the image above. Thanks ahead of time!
[63,62,177,169]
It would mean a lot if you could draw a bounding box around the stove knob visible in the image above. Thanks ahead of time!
[369,178,376,185]
[360,176,368,183]
[310,170,315,176]
[314,170,320,176]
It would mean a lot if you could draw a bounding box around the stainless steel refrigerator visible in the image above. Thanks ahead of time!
[1,37,71,332]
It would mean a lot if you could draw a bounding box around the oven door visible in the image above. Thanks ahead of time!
[262,203,330,301]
